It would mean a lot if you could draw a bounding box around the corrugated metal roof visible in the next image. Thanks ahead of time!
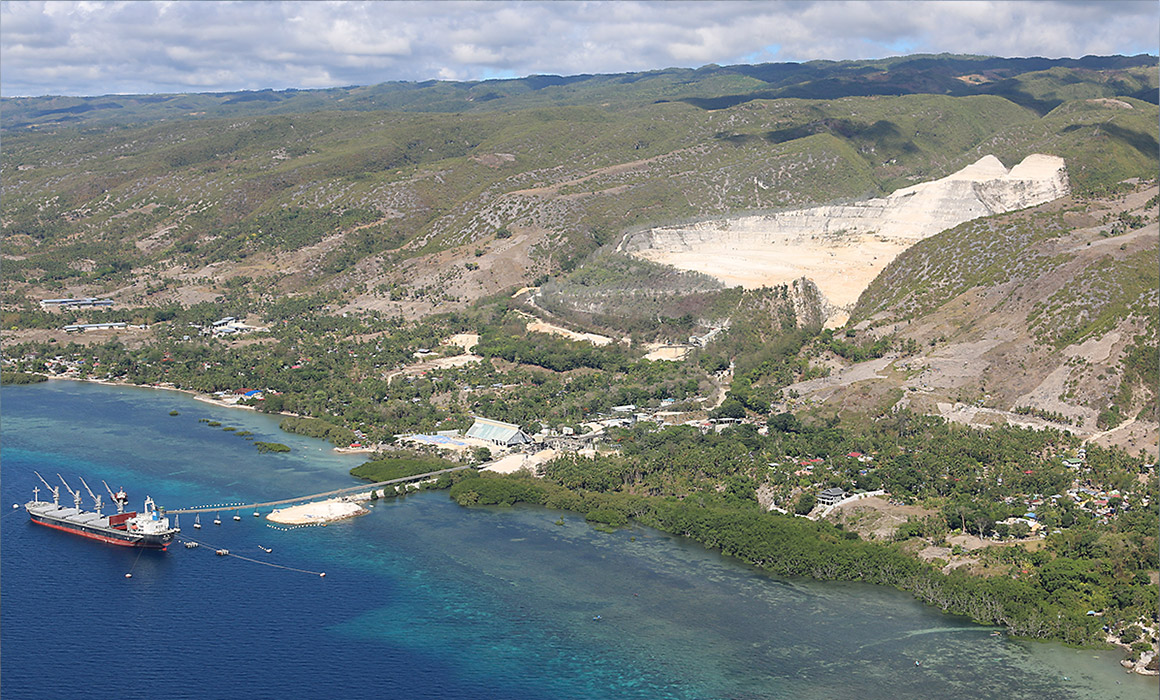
[466,417,530,444]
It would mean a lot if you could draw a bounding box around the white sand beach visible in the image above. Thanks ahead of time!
[267,498,367,525]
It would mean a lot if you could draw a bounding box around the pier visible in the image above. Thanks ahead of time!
[163,465,475,515]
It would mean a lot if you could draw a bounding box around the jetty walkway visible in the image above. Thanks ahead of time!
[163,465,475,515]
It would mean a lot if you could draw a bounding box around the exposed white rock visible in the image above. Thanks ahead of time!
[621,154,1068,325]
[267,498,367,525]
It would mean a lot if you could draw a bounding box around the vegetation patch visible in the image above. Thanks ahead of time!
[254,441,291,453]
[279,415,357,447]
[351,453,458,482]
[0,371,48,384]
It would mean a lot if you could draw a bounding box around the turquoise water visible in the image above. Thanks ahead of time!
[2,381,1155,699]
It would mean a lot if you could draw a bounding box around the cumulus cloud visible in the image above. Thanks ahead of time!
[1,0,1156,96]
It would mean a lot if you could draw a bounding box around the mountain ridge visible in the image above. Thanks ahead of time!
[3,53,1156,130]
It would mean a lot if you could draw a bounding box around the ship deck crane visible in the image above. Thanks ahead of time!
[102,479,126,514]
[58,474,83,511]
[78,476,103,515]
[34,470,59,505]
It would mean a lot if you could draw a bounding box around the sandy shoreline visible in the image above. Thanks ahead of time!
[43,376,378,452]
[266,497,368,525]
[46,376,379,526]
[51,374,250,406]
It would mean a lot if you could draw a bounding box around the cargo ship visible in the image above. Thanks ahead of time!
[25,472,178,550]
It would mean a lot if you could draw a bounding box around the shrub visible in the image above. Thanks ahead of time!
[351,453,456,482]
[794,492,816,515]
[448,476,546,506]
[585,507,628,527]
[279,415,356,446]
[254,441,291,453]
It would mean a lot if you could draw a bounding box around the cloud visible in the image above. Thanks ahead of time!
[1,0,1156,97]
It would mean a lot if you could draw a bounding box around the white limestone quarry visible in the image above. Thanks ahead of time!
[620,154,1068,325]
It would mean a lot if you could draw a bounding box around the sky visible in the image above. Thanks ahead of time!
[1,0,1157,98]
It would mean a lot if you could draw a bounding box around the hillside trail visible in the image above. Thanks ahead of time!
[1086,417,1138,444]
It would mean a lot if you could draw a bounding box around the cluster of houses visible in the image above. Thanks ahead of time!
[63,321,148,333]
[214,388,267,403]
[994,449,1153,535]
[36,300,266,339]
[203,317,266,337]
[8,353,107,377]
[393,410,876,514]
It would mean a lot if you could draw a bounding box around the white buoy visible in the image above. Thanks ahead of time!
[125,573,132,579]
[13,503,19,509]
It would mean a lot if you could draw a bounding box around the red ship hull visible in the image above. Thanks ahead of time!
[29,512,172,550]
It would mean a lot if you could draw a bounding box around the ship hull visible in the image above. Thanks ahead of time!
[28,508,175,550]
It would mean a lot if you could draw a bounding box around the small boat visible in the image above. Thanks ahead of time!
[193,514,202,529]
[184,542,199,549]
[258,545,272,553]
[213,513,222,526]
[253,511,260,517]
[232,514,242,521]
[215,548,229,556]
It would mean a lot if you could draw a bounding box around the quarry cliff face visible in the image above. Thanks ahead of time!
[620,154,1069,325]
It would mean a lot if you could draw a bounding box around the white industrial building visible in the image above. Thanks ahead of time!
[465,417,532,447]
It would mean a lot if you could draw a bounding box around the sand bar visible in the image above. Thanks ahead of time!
[267,498,367,525]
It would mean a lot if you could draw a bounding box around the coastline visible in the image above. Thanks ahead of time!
[21,376,1158,678]
[49,374,233,405]
[44,375,374,453]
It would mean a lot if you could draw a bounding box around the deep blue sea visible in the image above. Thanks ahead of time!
[2,381,1156,699]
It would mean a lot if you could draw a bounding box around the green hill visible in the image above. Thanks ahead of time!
[2,54,1156,337]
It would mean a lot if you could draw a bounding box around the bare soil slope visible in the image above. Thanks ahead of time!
[783,184,1159,456]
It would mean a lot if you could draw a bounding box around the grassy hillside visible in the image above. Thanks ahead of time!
[4,98,1153,317]
[2,55,1156,334]
[846,182,1157,444]
[961,97,1160,194]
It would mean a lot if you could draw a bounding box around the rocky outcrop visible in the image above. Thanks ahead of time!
[620,154,1069,324]
[790,277,829,329]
